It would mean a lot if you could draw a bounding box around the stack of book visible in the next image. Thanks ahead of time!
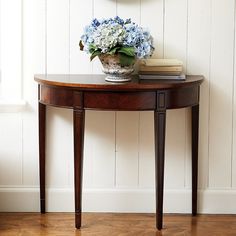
[139,59,185,80]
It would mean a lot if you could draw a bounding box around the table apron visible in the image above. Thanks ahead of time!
[83,91,156,110]
[39,85,199,111]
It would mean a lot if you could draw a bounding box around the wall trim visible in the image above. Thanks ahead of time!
[1,188,236,214]
[0,100,27,112]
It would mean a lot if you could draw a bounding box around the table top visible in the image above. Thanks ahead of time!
[34,74,204,91]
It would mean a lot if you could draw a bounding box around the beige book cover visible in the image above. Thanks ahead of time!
[139,65,182,72]
[141,59,183,67]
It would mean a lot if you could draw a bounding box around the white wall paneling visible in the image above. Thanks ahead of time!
[140,0,163,58]
[70,0,93,74]
[22,0,46,186]
[116,112,139,187]
[138,112,155,188]
[0,0,22,101]
[85,111,116,188]
[208,0,235,188]
[47,0,70,74]
[0,114,22,185]
[0,0,2,98]
[46,107,73,188]
[1,0,236,213]
[117,0,141,23]
[163,0,188,189]
[187,0,211,189]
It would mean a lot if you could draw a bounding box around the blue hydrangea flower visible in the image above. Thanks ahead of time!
[80,16,154,58]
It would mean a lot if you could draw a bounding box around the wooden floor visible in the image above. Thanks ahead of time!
[0,213,236,236]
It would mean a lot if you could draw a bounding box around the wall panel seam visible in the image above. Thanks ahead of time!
[139,0,141,25]
[20,113,24,185]
[91,0,94,74]
[114,111,117,187]
[68,0,71,74]
[45,0,47,75]
[207,0,213,189]
[68,0,71,186]
[138,0,141,187]
[184,0,189,188]
[185,0,189,74]
[163,0,165,58]
[116,0,117,16]
[184,110,187,188]
[137,112,140,187]
[20,0,24,185]
[0,0,1,94]
[231,0,236,188]
[21,0,24,100]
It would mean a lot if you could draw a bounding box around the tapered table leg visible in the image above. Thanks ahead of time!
[192,105,199,216]
[73,109,85,229]
[39,102,46,213]
[154,110,166,230]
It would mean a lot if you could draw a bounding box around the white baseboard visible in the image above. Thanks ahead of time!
[1,187,236,214]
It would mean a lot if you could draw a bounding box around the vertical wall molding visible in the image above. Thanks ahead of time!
[0,0,2,98]
[206,0,213,189]
[231,0,236,187]
[232,0,236,188]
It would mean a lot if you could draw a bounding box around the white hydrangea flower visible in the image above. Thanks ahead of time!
[93,24,126,53]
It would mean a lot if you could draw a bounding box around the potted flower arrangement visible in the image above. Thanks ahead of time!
[80,16,154,82]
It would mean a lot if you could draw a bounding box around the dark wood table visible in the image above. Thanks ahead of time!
[35,74,203,230]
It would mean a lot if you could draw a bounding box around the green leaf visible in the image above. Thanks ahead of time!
[118,53,135,66]
[118,46,135,57]
[90,50,101,61]
[79,40,84,51]
[108,46,121,55]
[89,44,97,54]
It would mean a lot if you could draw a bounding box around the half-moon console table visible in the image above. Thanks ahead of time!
[35,74,203,230]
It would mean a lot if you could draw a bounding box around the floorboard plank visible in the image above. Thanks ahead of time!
[0,213,236,235]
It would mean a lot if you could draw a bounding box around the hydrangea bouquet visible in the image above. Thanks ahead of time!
[79,16,154,82]
[79,16,154,66]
